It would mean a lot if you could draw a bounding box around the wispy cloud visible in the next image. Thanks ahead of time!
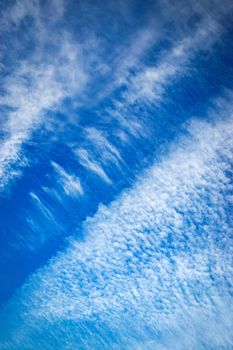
[0,0,87,190]
[122,23,212,105]
[0,0,232,192]
[29,192,55,221]
[1,96,232,349]
[51,161,83,196]
[105,17,227,143]
[85,127,122,166]
[74,148,112,184]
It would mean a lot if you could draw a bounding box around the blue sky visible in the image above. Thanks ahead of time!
[0,0,233,349]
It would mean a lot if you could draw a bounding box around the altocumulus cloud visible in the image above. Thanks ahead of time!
[0,97,232,349]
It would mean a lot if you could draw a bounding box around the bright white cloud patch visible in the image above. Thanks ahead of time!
[1,106,232,349]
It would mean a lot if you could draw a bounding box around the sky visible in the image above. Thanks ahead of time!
[0,0,233,349]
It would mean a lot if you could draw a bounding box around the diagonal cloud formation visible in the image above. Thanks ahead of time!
[0,35,87,190]
[0,97,232,349]
[1,0,232,192]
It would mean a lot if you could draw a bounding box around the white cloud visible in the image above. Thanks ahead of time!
[0,35,87,190]
[1,98,232,349]
[51,161,83,196]
[75,148,112,184]
[106,16,226,142]
[0,0,232,192]
[29,192,55,221]
[0,0,88,191]
[0,0,64,32]
[85,127,122,166]
[96,17,228,149]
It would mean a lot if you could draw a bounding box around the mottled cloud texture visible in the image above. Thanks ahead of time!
[1,102,232,349]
